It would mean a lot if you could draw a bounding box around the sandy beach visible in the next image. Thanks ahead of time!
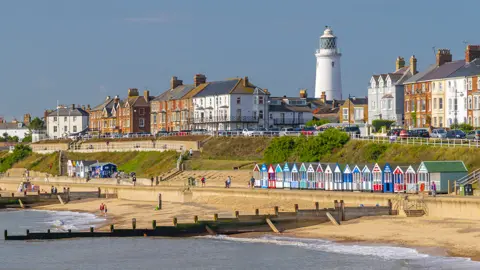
[36,196,480,261]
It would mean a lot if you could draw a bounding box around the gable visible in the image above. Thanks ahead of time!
[372,163,382,173]
[291,164,298,173]
[268,165,274,173]
[383,163,392,173]
[307,164,315,173]
[275,164,283,173]
[334,164,342,173]
[316,164,324,173]
[344,164,351,173]
[253,164,259,172]
[362,165,371,173]
[417,163,428,173]
[261,164,268,172]
[324,165,332,174]
[393,166,404,174]
[283,163,290,172]
[352,166,361,173]
[406,166,416,174]
[299,163,307,172]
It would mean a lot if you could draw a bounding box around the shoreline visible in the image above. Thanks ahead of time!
[27,199,480,263]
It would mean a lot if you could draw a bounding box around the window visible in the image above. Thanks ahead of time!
[422,83,425,92]
[139,108,145,115]
[215,96,218,105]
[428,99,431,111]
[439,117,443,127]
[433,98,437,109]
[468,96,473,110]
[73,116,77,122]
[53,126,57,132]
[371,101,376,110]
[464,97,467,110]
[469,117,472,125]
[53,117,57,122]
[259,110,263,119]
[433,82,436,90]
[433,117,437,127]
[209,98,212,106]
[354,108,364,120]
[73,126,77,133]
[209,111,212,119]
[411,100,415,112]
[236,97,241,104]
[259,96,264,104]
[468,78,473,90]
[454,98,458,111]
[421,100,426,111]
[342,108,349,121]
[406,101,410,112]
[449,99,452,111]
[200,99,203,106]
[153,115,157,124]
[139,118,145,128]
[103,121,107,128]
[448,81,451,88]
[64,126,67,132]
[439,82,443,90]
[253,111,257,119]
[269,113,273,119]
[439,98,443,110]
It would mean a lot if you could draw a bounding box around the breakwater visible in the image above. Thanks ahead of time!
[4,200,391,240]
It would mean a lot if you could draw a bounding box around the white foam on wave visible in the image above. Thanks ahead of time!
[201,235,480,267]
[26,209,106,232]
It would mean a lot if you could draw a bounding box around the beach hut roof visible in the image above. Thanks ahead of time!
[291,163,299,172]
[275,164,283,173]
[418,161,467,173]
[316,163,324,172]
[343,164,352,173]
[405,165,416,174]
[362,164,372,173]
[268,164,275,173]
[352,165,361,173]
[283,162,291,172]
[299,163,307,172]
[307,163,316,172]
[253,164,260,172]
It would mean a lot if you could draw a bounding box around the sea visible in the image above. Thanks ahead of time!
[0,209,479,270]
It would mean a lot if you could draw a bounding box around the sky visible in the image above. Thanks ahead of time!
[1,0,479,120]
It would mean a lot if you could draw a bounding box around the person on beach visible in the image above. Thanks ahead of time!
[100,203,105,212]
[44,174,49,183]
[201,176,206,187]
[431,181,437,197]
[150,176,154,187]
[132,175,137,186]
[103,205,108,217]
[51,186,54,194]
[250,176,255,189]
[226,176,231,188]
[189,148,193,157]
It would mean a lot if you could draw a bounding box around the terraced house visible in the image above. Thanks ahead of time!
[89,88,152,134]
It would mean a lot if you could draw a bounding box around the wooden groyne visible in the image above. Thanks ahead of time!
[4,200,392,241]
[0,191,116,209]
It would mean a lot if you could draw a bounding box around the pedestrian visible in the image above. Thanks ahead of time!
[133,175,137,186]
[250,176,255,189]
[104,204,108,217]
[31,184,35,192]
[63,187,66,193]
[51,186,54,194]
[431,181,437,197]
[150,176,154,187]
[189,148,193,157]
[54,186,58,194]
[227,176,232,188]
[44,173,49,184]
[100,203,105,212]
[201,176,206,187]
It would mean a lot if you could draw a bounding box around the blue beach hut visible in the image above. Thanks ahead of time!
[283,163,291,189]
[352,165,362,191]
[275,164,284,189]
[260,164,268,188]
[290,164,299,189]
[343,165,352,191]
[307,163,316,189]
[299,163,308,189]
[382,163,394,193]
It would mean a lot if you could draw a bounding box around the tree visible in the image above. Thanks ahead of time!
[371,120,395,132]
[28,117,44,131]
[22,134,32,143]
[305,119,330,127]
[451,123,474,133]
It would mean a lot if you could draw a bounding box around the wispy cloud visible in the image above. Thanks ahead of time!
[124,13,178,24]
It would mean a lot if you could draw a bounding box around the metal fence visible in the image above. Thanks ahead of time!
[350,135,480,148]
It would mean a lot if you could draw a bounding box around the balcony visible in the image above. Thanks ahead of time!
[189,116,259,124]
[272,118,307,125]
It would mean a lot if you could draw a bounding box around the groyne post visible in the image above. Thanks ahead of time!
[315,202,319,211]
[340,200,345,221]
[152,220,157,229]
[47,229,51,234]
[4,230,7,239]
[90,227,94,233]
[194,216,198,223]
[110,225,114,232]
[274,206,279,216]
[97,188,101,198]
[294,204,299,213]
[255,209,259,215]
[334,200,341,224]
[213,213,218,221]
[388,199,393,215]
[132,218,137,230]
[173,217,178,227]
[157,193,162,210]
[26,229,29,235]
[235,211,239,218]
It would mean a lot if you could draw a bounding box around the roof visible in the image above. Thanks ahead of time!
[446,58,480,78]
[153,84,196,101]
[47,107,89,117]
[403,64,438,84]
[419,60,465,82]
[269,103,313,113]
[193,77,260,98]
[90,162,117,167]
[0,122,27,129]
[420,161,467,173]
[348,97,368,105]
[91,98,115,112]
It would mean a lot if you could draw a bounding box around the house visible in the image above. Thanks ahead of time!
[268,90,314,128]
[0,119,29,141]
[89,88,152,134]
[191,76,270,131]
[367,57,413,125]
[339,97,368,124]
[46,105,89,139]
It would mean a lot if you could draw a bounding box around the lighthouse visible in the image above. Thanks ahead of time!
[314,26,343,100]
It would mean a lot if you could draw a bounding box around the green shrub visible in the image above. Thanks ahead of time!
[363,143,388,162]
[372,120,395,132]
[451,123,474,133]
[305,119,330,127]
[0,144,32,172]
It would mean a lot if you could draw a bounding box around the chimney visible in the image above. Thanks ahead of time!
[396,56,405,70]
[436,49,452,66]
[243,76,249,87]
[194,74,206,87]
[465,45,480,62]
[81,105,85,110]
[114,95,120,102]
[320,91,326,103]
[409,55,418,75]
[170,76,183,89]
[23,114,31,124]
[299,89,307,98]
[264,88,270,95]
[87,105,91,110]
[144,90,150,101]
[128,88,139,97]
[71,104,75,109]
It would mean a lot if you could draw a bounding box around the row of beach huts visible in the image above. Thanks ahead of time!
[67,160,118,178]
[252,161,468,194]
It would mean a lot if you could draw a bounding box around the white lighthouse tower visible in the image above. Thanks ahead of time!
[314,26,342,100]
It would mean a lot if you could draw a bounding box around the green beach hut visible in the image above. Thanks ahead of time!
[417,161,468,194]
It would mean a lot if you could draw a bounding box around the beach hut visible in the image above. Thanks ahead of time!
[417,161,468,194]
[260,164,268,188]
[253,164,261,188]
[324,164,334,191]
[275,164,284,189]
[67,160,75,177]
[306,163,316,189]
[352,165,362,191]
[78,160,96,178]
[372,163,383,192]
[393,166,407,193]
[315,164,325,190]
[405,166,417,193]
[382,163,394,193]
[290,163,299,189]
[299,163,308,189]
[89,162,118,178]
[343,165,352,191]
[268,164,276,189]
[333,163,343,191]
[283,163,291,189]
[361,165,373,192]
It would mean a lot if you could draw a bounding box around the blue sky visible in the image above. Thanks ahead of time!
[1,0,478,120]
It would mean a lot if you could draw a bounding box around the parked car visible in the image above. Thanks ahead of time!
[301,126,317,136]
[191,129,207,135]
[279,128,295,136]
[242,128,264,137]
[156,130,169,137]
[387,129,403,136]
[343,126,361,136]
[466,130,480,140]
[446,129,466,139]
[430,129,447,138]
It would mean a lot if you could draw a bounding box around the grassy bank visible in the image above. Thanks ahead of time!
[65,151,178,177]
[13,152,59,175]
[200,137,271,160]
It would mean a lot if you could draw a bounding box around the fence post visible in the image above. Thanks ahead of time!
[274,206,279,216]
[340,200,345,221]
[213,213,218,221]
[388,199,392,215]
[315,202,319,210]
[173,217,178,226]
[132,218,136,230]
[235,211,239,218]
[255,209,259,215]
[294,204,299,213]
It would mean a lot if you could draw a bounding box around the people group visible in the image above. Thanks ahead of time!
[99,203,108,217]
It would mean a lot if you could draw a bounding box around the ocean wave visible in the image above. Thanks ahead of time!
[201,235,480,267]
[25,209,106,232]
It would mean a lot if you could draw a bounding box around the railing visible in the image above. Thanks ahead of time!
[350,134,480,148]
[456,168,480,186]
[189,116,260,124]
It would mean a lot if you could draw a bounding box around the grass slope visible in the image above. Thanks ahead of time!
[200,137,271,160]
[65,151,178,177]
[13,152,59,175]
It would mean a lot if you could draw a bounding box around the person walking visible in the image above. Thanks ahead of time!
[250,176,255,189]
[201,176,206,187]
[132,175,137,186]
[189,148,193,157]
[103,204,108,217]
[431,181,437,197]
[150,176,154,187]
[226,176,232,188]
[44,173,49,184]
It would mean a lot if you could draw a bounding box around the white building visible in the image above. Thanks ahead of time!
[0,122,29,141]
[192,77,270,131]
[46,105,89,139]
[268,95,314,128]
[315,26,342,101]
[444,77,468,126]
[367,57,413,125]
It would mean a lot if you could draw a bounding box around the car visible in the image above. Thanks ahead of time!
[446,129,466,139]
[178,130,191,136]
[155,130,169,137]
[343,126,361,137]
[466,130,480,140]
[431,129,447,138]
[242,128,264,137]
[301,126,317,136]
[191,129,207,135]
[279,128,295,136]
[399,129,409,139]
[387,129,403,136]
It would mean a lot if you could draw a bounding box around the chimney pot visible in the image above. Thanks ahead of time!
[409,55,418,75]
[170,76,183,89]
[465,45,480,62]
[71,104,75,109]
[194,74,206,87]
[436,49,452,66]
[396,56,405,70]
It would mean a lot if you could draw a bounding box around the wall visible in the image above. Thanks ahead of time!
[31,143,69,152]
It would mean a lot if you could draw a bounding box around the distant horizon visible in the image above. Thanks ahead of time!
[1,0,478,120]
